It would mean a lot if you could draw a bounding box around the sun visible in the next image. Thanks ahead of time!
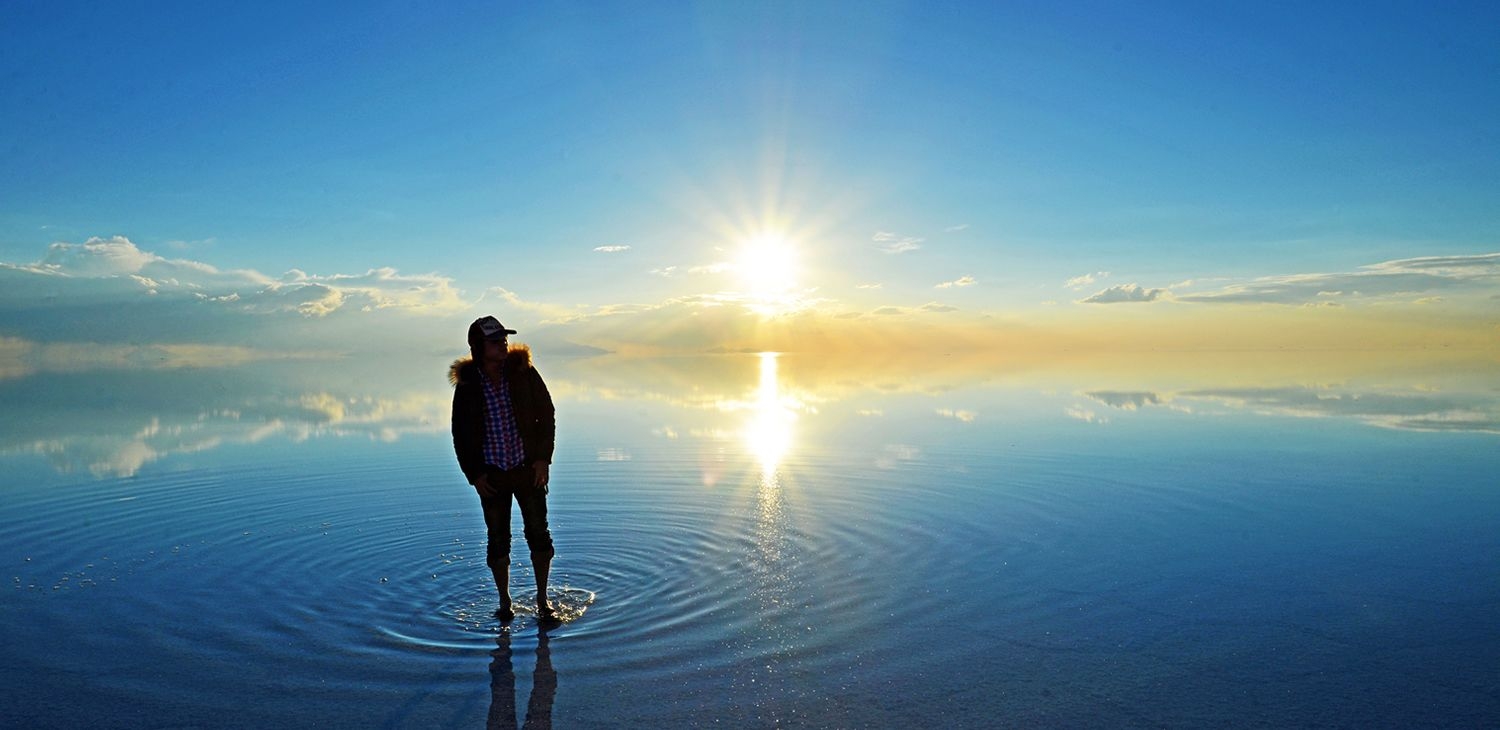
[733,232,798,303]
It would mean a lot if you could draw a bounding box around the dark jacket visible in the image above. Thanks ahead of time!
[449,346,556,485]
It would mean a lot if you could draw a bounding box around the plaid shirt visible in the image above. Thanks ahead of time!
[479,369,526,470]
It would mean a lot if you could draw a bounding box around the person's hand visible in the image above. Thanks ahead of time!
[533,462,550,491]
[474,473,498,498]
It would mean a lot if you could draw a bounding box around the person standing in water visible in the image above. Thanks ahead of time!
[450,315,557,621]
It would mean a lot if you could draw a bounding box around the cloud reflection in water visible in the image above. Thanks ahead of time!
[3,350,1496,481]
[0,364,447,478]
[1083,384,1500,435]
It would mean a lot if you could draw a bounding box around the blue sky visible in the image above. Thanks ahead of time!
[2,1,1497,361]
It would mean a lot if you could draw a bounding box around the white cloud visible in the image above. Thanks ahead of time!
[593,245,632,253]
[1062,252,1499,308]
[873,231,923,254]
[4,237,464,318]
[945,224,970,232]
[1065,271,1110,290]
[250,267,465,316]
[0,236,477,354]
[936,275,976,289]
[1079,283,1166,304]
[920,302,958,312]
[856,282,883,290]
[11,236,272,291]
[1364,252,1500,277]
[1176,252,1500,305]
[35,236,165,277]
[291,284,346,317]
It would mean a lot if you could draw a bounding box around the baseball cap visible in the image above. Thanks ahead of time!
[468,316,517,345]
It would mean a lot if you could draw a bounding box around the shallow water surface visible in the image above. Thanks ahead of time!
[2,352,1498,727]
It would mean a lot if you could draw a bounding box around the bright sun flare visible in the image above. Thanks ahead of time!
[734,233,798,301]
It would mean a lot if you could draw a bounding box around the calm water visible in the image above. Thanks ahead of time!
[2,352,1497,728]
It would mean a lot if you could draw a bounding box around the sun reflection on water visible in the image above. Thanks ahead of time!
[744,353,797,476]
[745,353,796,629]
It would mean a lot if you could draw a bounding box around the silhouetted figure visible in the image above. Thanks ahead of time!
[487,633,518,730]
[451,316,557,621]
[526,631,557,729]
[488,630,556,730]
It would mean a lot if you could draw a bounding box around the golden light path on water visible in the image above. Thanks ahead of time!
[745,352,797,624]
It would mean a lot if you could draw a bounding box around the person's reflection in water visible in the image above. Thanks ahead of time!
[488,629,556,730]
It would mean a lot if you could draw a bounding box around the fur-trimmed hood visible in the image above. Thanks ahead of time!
[448,343,555,481]
[448,345,534,386]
